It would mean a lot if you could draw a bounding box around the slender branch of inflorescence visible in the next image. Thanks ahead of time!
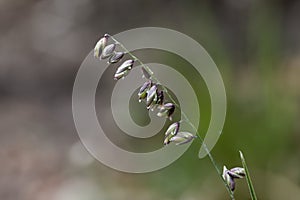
[109,35,235,199]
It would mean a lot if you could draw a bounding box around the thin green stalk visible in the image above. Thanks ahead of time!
[110,35,235,199]
[239,151,258,200]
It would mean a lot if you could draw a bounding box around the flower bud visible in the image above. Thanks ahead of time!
[101,44,116,59]
[109,52,124,64]
[94,34,109,58]
[169,132,197,145]
[164,122,180,145]
[157,103,175,120]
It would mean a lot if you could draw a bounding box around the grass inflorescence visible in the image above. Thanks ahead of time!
[93,33,258,199]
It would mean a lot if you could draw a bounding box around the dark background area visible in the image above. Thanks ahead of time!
[1,0,300,199]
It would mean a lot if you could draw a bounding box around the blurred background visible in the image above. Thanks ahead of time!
[1,0,300,199]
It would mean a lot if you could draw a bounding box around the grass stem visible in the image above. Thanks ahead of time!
[239,151,258,200]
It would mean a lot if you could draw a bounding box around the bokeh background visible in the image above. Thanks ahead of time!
[1,0,300,199]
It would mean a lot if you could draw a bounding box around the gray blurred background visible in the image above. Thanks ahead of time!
[1,0,300,199]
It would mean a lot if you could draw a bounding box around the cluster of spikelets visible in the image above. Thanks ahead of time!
[94,34,247,194]
[222,166,246,191]
[94,34,133,80]
[94,34,197,146]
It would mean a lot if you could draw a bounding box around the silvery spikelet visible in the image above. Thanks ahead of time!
[169,132,197,145]
[164,122,180,145]
[101,43,116,59]
[228,167,246,179]
[109,52,124,64]
[157,102,175,120]
[138,80,152,102]
[146,85,158,109]
[156,91,164,105]
[94,34,109,58]
[114,59,134,80]
[115,59,134,74]
[141,67,151,79]
[147,90,164,110]
[222,166,245,191]
[222,166,236,191]
[114,71,129,80]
